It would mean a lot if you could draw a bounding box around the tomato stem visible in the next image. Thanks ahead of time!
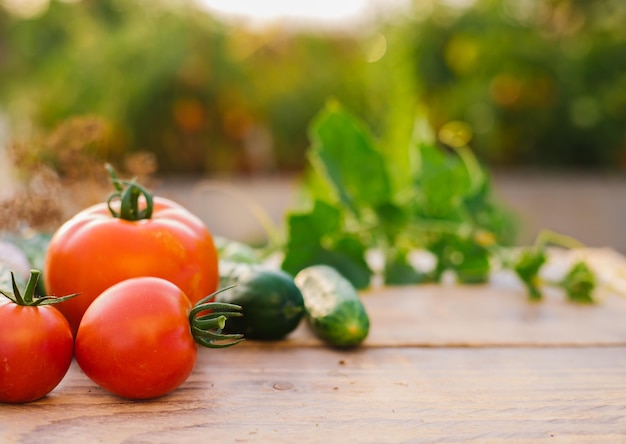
[21,269,38,304]
[105,163,154,221]
[0,270,79,306]
[188,286,244,348]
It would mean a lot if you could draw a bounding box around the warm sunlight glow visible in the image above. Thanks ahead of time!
[1,0,48,18]
[202,0,367,20]
[199,0,411,28]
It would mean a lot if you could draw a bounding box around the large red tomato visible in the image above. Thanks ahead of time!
[75,277,242,400]
[44,172,219,335]
[0,271,74,404]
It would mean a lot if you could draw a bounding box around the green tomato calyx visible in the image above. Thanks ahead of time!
[105,163,154,221]
[0,269,78,306]
[188,285,245,348]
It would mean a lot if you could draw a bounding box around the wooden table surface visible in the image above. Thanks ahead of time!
[3,249,626,443]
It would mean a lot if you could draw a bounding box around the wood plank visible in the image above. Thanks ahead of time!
[3,346,625,443]
[286,283,626,347]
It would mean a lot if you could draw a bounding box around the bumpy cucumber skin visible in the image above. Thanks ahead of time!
[294,265,370,348]
[217,261,305,340]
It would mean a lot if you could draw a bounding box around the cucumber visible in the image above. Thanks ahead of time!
[294,265,370,348]
[216,261,305,340]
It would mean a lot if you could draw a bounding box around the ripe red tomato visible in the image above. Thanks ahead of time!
[0,273,74,404]
[75,277,242,400]
[45,195,218,335]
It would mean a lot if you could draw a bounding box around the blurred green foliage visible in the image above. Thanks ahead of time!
[410,0,626,168]
[0,0,625,175]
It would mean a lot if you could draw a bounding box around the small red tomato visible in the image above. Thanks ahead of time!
[0,271,75,404]
[75,277,242,400]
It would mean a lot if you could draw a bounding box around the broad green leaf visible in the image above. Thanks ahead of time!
[318,236,371,290]
[308,199,342,236]
[281,199,372,289]
[308,101,392,211]
[415,143,471,216]
[462,173,518,246]
[281,211,323,276]
[374,202,410,243]
[282,234,371,290]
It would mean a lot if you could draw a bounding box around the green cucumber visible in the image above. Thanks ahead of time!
[294,265,370,348]
[216,261,305,340]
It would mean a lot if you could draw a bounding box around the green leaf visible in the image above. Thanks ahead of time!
[281,200,372,289]
[560,261,595,304]
[428,234,491,284]
[308,101,392,211]
[416,143,471,216]
[384,249,432,285]
[281,202,336,274]
[513,247,547,301]
[461,174,518,246]
[321,236,371,290]
[309,199,343,235]
[374,202,410,243]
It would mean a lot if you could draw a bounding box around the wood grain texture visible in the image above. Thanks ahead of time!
[287,284,626,347]
[284,247,626,348]
[2,254,626,443]
[3,346,625,443]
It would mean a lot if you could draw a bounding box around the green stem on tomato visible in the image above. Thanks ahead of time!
[105,163,154,221]
[187,285,244,348]
[21,269,39,304]
[1,270,78,306]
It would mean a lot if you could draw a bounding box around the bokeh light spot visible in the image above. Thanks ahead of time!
[490,74,522,107]
[438,121,473,148]
[366,33,387,63]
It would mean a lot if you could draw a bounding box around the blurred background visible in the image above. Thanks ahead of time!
[1,0,625,249]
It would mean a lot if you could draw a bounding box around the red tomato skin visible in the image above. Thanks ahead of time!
[44,196,218,335]
[0,301,74,403]
[75,277,198,400]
